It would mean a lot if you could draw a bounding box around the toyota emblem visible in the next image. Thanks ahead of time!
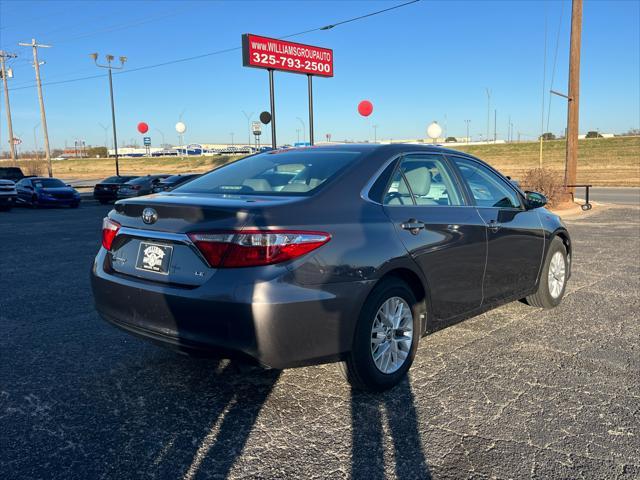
[142,208,158,224]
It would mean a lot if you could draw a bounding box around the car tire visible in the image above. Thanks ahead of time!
[70,201,80,208]
[0,205,11,212]
[98,199,110,205]
[31,195,39,208]
[525,237,568,309]
[340,277,421,391]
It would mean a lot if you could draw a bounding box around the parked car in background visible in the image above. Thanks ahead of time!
[92,144,571,391]
[94,175,138,204]
[0,167,25,182]
[0,180,17,211]
[117,175,170,199]
[151,173,200,193]
[15,177,81,208]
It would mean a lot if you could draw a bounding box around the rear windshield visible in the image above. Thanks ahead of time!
[175,150,362,196]
[162,175,192,183]
[34,179,65,188]
[128,176,154,185]
[103,176,135,183]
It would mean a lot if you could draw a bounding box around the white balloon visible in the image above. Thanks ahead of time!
[427,122,442,139]
[175,122,186,134]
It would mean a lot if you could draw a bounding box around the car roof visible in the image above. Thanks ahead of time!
[273,143,475,157]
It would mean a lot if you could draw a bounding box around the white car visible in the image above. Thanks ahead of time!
[0,179,17,211]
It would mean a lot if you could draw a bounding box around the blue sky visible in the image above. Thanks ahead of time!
[0,0,638,150]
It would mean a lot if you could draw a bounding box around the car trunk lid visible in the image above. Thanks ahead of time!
[107,192,305,286]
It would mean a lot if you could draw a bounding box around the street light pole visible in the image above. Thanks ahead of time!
[485,88,491,145]
[242,110,253,150]
[464,120,471,144]
[33,123,40,160]
[296,117,306,144]
[91,53,126,176]
[154,128,165,148]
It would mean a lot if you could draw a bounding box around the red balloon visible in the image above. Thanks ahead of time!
[358,100,373,117]
[137,122,149,134]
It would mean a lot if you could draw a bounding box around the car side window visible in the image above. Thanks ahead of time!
[383,154,463,206]
[452,157,522,209]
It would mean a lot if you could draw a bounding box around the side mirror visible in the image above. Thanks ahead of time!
[525,191,547,209]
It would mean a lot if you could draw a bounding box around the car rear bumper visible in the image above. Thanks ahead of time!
[39,196,80,205]
[90,249,373,369]
[0,195,14,205]
[94,190,118,201]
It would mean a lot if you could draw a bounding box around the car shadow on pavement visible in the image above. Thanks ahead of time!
[81,351,281,479]
[351,378,431,479]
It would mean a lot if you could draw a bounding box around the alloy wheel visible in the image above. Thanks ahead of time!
[370,296,414,374]
[548,251,566,299]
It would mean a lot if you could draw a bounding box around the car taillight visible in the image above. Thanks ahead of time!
[102,217,120,250]
[188,230,331,268]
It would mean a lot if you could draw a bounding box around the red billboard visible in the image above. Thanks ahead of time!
[242,34,333,77]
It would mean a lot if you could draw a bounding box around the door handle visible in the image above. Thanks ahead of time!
[401,218,425,235]
[488,219,501,232]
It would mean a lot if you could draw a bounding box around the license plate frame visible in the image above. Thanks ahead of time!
[135,242,173,275]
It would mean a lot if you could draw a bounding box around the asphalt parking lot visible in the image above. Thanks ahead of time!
[1,202,639,479]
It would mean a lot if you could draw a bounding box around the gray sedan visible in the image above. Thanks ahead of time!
[117,174,170,198]
[92,144,571,391]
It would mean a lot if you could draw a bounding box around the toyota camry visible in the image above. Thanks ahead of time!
[91,144,571,391]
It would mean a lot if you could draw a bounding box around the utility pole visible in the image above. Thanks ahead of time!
[0,50,17,162]
[485,88,491,144]
[507,115,511,142]
[494,109,497,142]
[464,119,471,143]
[19,39,52,176]
[372,125,378,143]
[564,0,583,196]
[91,53,126,174]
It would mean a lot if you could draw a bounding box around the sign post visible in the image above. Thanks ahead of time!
[307,75,314,145]
[242,34,333,149]
[143,136,151,157]
[268,69,276,149]
[251,121,262,151]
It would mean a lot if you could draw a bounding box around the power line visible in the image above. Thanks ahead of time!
[546,0,566,133]
[51,7,195,44]
[7,0,421,92]
[281,0,421,37]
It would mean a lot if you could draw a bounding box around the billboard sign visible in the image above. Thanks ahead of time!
[143,137,151,146]
[251,121,262,135]
[242,34,333,77]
